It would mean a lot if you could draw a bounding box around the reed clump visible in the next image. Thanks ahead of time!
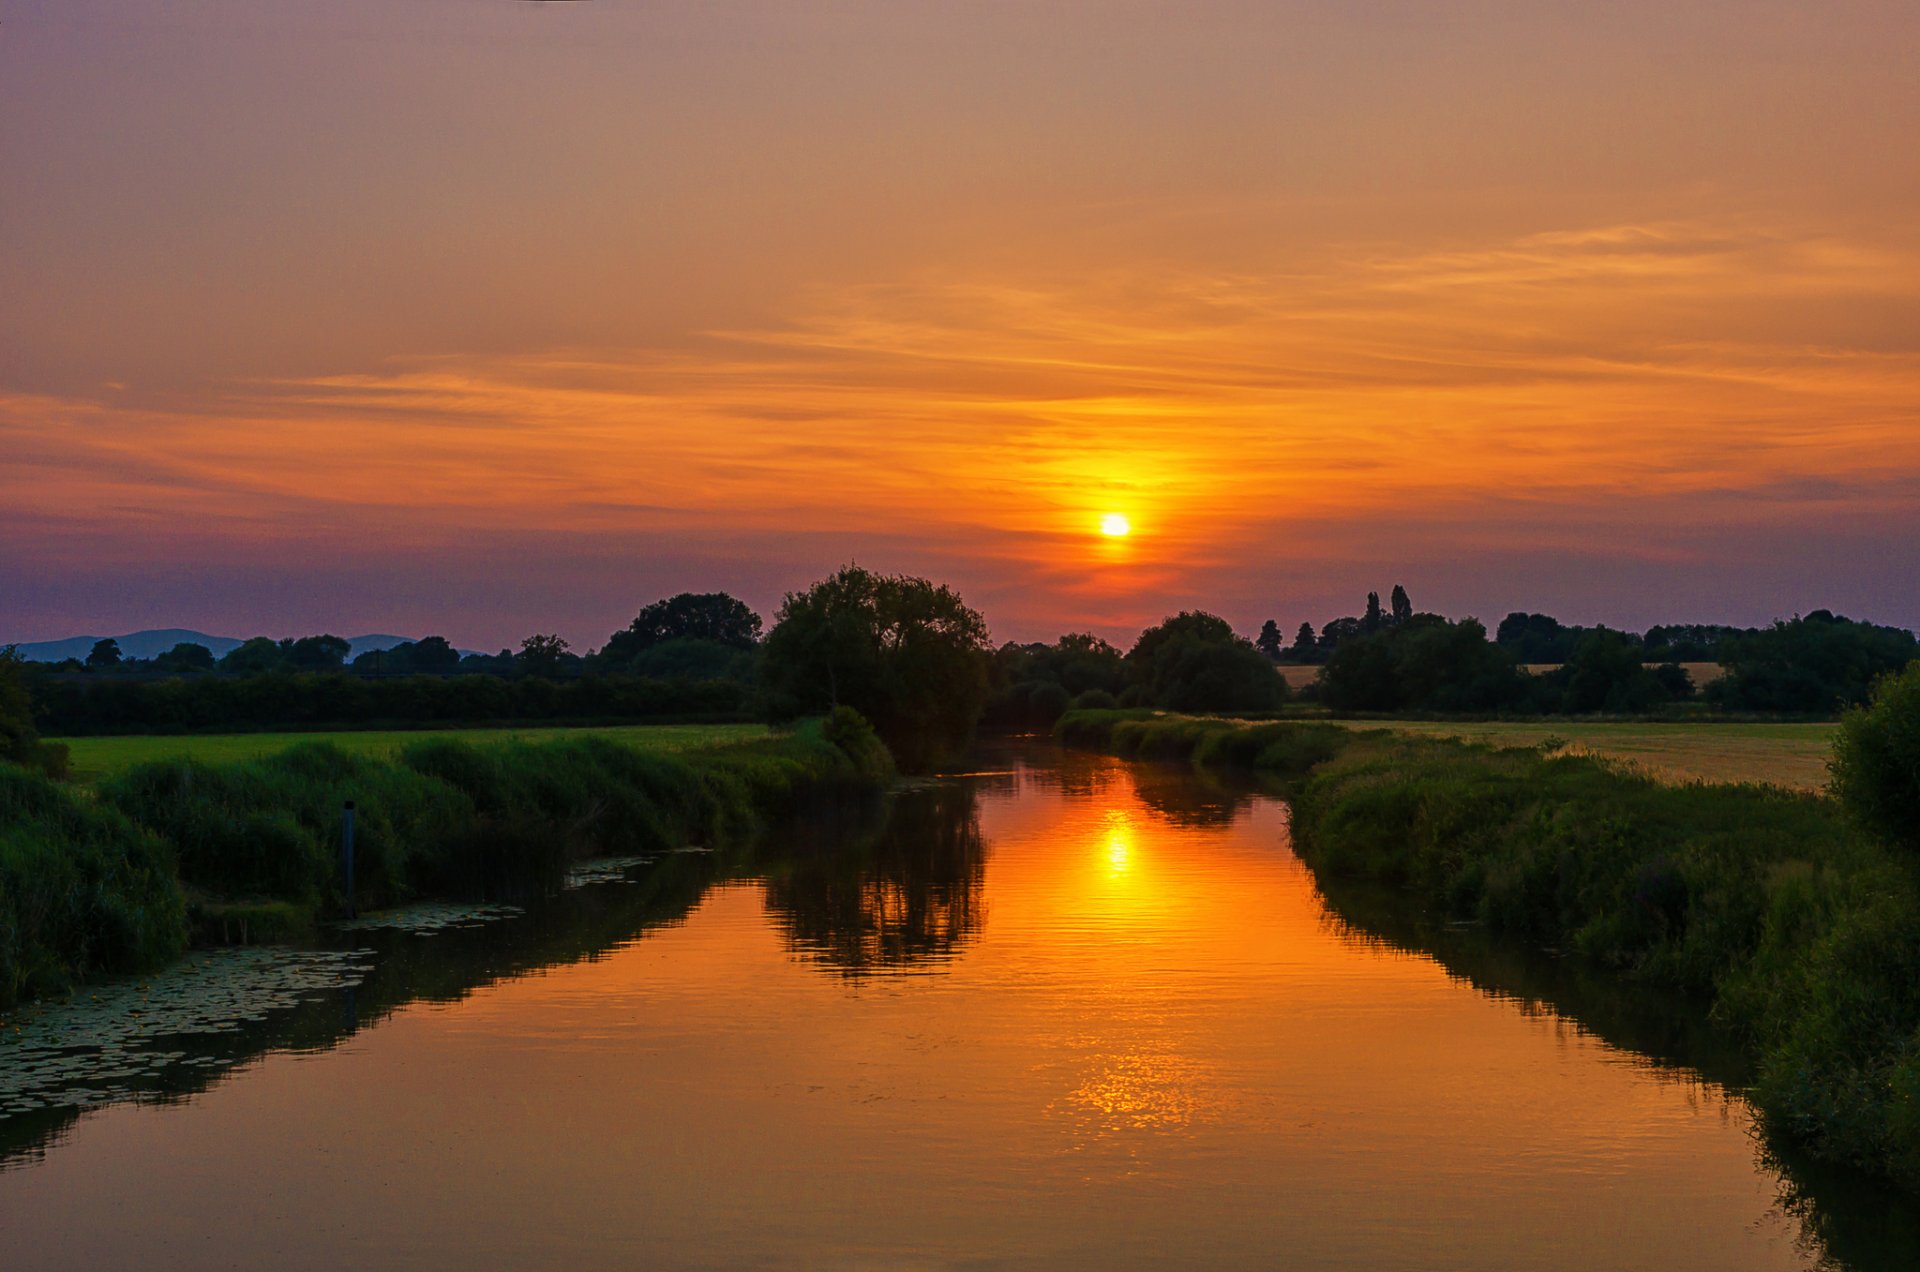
[0,764,187,1007]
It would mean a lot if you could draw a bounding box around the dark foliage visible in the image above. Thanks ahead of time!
[761,565,992,771]
[983,633,1128,728]
[1831,662,1920,853]
[1711,611,1917,713]
[599,592,764,668]
[31,671,753,735]
[1126,611,1285,713]
[1318,615,1526,713]
[0,650,69,778]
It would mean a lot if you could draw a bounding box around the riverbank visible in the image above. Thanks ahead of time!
[1055,709,1920,1192]
[0,711,893,1010]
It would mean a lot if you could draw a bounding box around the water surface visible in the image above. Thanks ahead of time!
[1,745,1912,1268]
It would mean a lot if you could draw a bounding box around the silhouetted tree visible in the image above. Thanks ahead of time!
[1390,584,1413,625]
[1363,592,1384,634]
[602,593,763,664]
[1289,622,1317,662]
[283,634,350,672]
[86,638,122,670]
[404,636,463,672]
[1256,619,1284,661]
[1320,616,1525,713]
[220,637,285,674]
[983,633,1128,727]
[1710,611,1917,712]
[1127,611,1286,712]
[761,565,992,771]
[153,642,215,674]
[516,633,572,678]
[0,648,65,777]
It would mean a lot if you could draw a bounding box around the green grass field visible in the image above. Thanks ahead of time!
[1340,719,1837,791]
[52,723,772,784]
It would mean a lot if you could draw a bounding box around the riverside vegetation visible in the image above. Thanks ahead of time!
[1056,666,1920,1193]
[0,709,893,1010]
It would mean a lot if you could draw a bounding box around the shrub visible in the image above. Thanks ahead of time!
[0,763,187,1006]
[1831,662,1920,852]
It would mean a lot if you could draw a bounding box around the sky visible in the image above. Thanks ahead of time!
[4,0,1918,651]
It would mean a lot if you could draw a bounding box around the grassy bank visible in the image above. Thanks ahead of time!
[0,713,891,1009]
[1055,708,1920,1191]
[52,722,771,785]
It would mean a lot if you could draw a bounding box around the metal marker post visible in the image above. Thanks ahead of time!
[342,800,357,919]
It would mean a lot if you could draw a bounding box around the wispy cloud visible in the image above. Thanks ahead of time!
[6,218,1918,639]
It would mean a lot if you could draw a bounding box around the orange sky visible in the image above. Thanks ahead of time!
[4,2,1918,647]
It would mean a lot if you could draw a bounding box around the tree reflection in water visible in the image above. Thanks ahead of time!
[758,782,989,977]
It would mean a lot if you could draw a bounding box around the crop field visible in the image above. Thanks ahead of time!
[1340,719,1837,791]
[51,723,773,784]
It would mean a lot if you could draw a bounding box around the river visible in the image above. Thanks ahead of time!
[1,743,1913,1269]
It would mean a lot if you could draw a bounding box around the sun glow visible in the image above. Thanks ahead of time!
[1100,513,1131,537]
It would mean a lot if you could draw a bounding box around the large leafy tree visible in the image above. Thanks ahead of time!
[602,593,763,664]
[761,566,991,771]
[1319,615,1525,712]
[283,634,351,671]
[1127,611,1285,713]
[220,637,285,674]
[1711,611,1917,713]
[86,638,122,669]
[154,642,215,674]
[516,633,573,678]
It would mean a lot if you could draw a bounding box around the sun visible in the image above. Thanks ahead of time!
[1100,513,1131,537]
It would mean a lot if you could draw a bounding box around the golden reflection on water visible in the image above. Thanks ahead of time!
[0,746,1840,1270]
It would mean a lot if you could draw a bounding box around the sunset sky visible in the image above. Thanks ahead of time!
[5,1,1918,649]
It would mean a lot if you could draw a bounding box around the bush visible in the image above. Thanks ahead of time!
[0,764,187,1006]
[1070,689,1118,711]
[1831,663,1920,852]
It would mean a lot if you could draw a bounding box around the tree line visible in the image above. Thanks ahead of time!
[10,570,1917,767]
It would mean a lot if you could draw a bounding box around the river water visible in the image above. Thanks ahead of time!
[1,744,1914,1269]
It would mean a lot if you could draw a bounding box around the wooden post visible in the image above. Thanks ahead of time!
[342,800,357,919]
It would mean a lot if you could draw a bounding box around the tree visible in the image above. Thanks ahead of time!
[0,647,65,777]
[1390,584,1413,625]
[1556,629,1681,714]
[405,636,463,672]
[1320,616,1525,713]
[1288,622,1317,663]
[628,638,756,683]
[1256,619,1284,661]
[1127,611,1285,713]
[1362,592,1384,634]
[86,638,122,670]
[154,642,215,674]
[516,634,572,679]
[283,634,350,671]
[220,637,285,674]
[1831,663,1920,852]
[1711,611,1917,713]
[602,593,763,665]
[761,565,991,771]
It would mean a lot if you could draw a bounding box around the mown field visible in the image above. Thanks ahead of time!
[1343,720,1837,791]
[51,723,772,784]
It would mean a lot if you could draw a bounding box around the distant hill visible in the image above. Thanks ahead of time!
[8,629,246,663]
[7,630,475,663]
